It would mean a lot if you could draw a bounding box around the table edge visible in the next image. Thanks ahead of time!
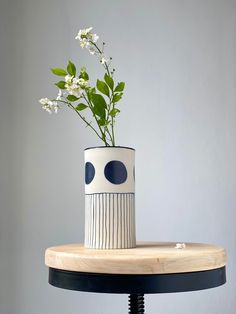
[47,266,226,294]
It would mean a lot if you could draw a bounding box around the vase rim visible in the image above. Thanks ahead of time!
[84,146,135,151]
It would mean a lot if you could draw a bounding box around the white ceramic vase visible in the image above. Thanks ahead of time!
[84,146,136,249]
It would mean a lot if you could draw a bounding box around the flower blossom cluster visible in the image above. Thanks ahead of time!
[75,27,109,65]
[65,75,89,97]
[75,27,99,50]
[39,98,59,114]
[39,73,89,113]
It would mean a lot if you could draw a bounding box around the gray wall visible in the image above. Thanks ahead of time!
[1,0,235,313]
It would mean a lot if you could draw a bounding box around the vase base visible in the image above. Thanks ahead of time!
[85,193,136,249]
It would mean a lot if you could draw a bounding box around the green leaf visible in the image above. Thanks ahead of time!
[91,93,107,109]
[67,95,79,102]
[114,82,125,92]
[98,118,106,126]
[96,80,110,97]
[109,108,120,117]
[51,68,67,76]
[98,118,110,126]
[55,81,66,89]
[104,73,114,90]
[67,61,76,76]
[87,87,96,102]
[91,93,107,118]
[76,103,88,111]
[112,93,123,103]
[79,70,89,81]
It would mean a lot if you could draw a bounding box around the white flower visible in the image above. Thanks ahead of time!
[65,75,89,96]
[72,77,80,84]
[101,56,109,65]
[91,33,99,43]
[65,75,73,83]
[50,101,59,113]
[53,103,59,113]
[65,82,82,97]
[175,243,186,249]
[75,27,93,41]
[80,38,90,49]
[42,105,52,114]
[39,97,51,105]
[56,89,63,101]
[75,27,99,49]
[65,75,80,95]
[78,78,89,88]
[39,98,59,114]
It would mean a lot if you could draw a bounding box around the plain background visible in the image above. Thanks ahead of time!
[1,0,235,313]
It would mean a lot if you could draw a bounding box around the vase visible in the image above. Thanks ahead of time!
[84,146,136,249]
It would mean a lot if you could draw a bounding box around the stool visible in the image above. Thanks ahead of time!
[45,242,226,313]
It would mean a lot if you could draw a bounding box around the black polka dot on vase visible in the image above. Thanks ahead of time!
[85,162,95,184]
[104,160,127,184]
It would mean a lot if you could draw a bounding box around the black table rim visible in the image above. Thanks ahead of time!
[48,266,226,294]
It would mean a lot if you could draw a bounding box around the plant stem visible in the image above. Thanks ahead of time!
[106,90,115,146]
[69,104,106,143]
[90,42,111,76]
[105,127,114,145]
[89,41,118,146]
[108,101,115,146]
[55,99,104,143]
[82,93,109,146]
[111,117,115,146]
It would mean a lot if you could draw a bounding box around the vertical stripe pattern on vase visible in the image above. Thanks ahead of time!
[85,193,136,249]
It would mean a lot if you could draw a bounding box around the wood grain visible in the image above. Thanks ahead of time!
[45,242,226,275]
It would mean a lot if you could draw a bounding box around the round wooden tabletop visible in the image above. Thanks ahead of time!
[45,242,226,275]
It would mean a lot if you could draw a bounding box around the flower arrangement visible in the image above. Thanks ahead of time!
[39,27,125,146]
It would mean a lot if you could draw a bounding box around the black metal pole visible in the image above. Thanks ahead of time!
[128,294,145,314]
